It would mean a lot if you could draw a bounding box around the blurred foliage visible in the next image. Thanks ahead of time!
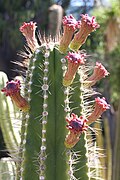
[108,45,120,105]
[83,0,120,53]
[0,0,36,48]
[0,0,71,49]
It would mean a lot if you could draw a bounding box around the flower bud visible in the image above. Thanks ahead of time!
[70,14,100,51]
[87,97,110,125]
[20,21,39,52]
[65,113,88,148]
[1,80,29,112]
[85,62,109,87]
[59,15,80,53]
[63,52,86,86]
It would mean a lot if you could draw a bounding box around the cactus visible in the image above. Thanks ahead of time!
[0,157,16,180]
[0,14,110,180]
[0,72,21,153]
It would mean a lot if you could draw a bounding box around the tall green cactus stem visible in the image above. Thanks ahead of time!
[18,45,73,180]
[0,14,110,180]
[73,65,107,179]
[67,67,89,179]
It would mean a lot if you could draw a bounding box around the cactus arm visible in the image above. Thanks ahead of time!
[20,46,72,180]
[54,48,69,180]
[45,47,70,180]
[21,51,44,179]
[69,74,89,179]
[93,121,106,179]
[44,48,56,179]
[103,118,112,180]
[0,72,19,152]
[0,158,16,180]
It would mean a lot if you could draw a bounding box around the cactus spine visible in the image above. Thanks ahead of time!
[0,14,110,180]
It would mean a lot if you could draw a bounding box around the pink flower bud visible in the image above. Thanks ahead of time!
[1,80,29,112]
[87,97,110,125]
[70,14,100,51]
[85,62,109,86]
[20,21,39,52]
[63,52,86,86]
[59,15,80,53]
[65,113,88,148]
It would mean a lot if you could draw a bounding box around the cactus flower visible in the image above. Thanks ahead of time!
[63,52,86,86]
[19,21,39,52]
[1,80,29,112]
[87,97,110,125]
[85,62,109,86]
[65,113,88,148]
[59,14,80,53]
[70,14,100,51]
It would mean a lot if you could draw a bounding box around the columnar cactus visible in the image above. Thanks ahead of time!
[0,14,110,180]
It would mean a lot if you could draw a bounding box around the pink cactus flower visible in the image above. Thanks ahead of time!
[70,14,100,51]
[64,113,88,148]
[59,14,80,53]
[1,80,29,112]
[20,21,39,52]
[87,97,110,125]
[86,62,109,86]
[63,52,86,86]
